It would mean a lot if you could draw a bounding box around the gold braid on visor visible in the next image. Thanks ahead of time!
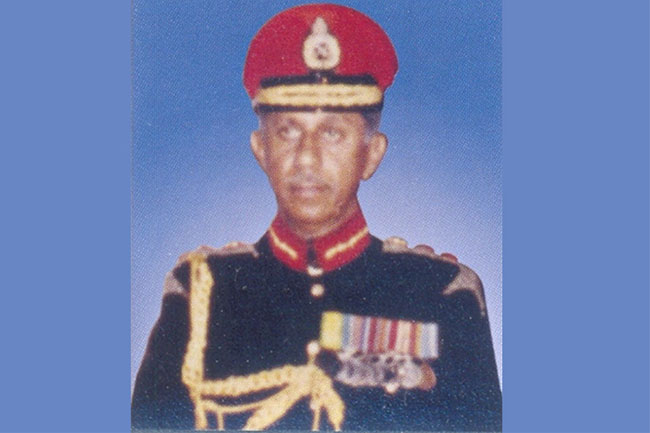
[181,253,345,431]
[254,83,382,110]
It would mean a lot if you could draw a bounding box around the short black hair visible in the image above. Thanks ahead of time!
[361,110,382,135]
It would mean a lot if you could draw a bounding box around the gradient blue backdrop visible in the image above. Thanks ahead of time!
[132,0,503,393]
[1,1,648,432]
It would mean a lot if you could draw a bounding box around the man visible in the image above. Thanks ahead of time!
[132,4,501,431]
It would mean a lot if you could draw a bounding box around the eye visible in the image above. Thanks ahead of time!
[321,127,343,142]
[277,125,301,141]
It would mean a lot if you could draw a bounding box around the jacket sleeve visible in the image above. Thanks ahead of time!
[131,265,195,430]
[434,267,502,431]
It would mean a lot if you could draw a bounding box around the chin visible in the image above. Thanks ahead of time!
[284,203,337,225]
[289,208,331,225]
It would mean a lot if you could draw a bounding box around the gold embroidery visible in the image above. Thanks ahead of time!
[181,253,345,430]
[324,227,369,261]
[443,263,487,317]
[254,83,382,108]
[268,226,299,260]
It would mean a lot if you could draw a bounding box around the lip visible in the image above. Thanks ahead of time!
[290,183,327,198]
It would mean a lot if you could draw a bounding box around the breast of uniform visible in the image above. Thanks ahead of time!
[131,226,502,431]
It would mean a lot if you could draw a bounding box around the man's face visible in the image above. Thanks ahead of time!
[251,111,387,238]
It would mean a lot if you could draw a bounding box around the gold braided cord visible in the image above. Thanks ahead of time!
[254,83,383,107]
[181,254,214,428]
[181,253,345,431]
[324,227,369,260]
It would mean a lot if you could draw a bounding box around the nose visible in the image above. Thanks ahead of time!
[294,131,321,169]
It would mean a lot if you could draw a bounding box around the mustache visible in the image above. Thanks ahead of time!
[287,174,326,186]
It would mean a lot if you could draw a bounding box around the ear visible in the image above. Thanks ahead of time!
[361,132,388,180]
[250,130,267,172]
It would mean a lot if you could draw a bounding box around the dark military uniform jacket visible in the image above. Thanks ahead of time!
[132,212,502,431]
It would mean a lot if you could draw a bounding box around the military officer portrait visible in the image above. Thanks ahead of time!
[132,2,502,431]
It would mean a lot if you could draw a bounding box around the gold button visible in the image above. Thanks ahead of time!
[307,264,324,277]
[310,283,325,298]
[306,341,320,357]
[384,382,399,394]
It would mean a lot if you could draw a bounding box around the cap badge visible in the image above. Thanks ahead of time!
[302,17,341,71]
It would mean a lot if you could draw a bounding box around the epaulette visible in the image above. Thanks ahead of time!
[444,263,487,317]
[162,241,258,296]
[382,236,487,317]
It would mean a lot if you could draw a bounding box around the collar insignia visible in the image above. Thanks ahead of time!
[267,210,370,273]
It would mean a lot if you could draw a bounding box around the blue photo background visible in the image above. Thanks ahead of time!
[1,1,647,431]
[132,0,502,391]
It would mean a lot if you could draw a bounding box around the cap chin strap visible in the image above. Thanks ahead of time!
[181,254,345,431]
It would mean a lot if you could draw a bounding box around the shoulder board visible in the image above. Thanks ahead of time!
[162,241,258,296]
[382,236,487,317]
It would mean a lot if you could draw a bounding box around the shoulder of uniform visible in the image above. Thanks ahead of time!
[443,262,487,317]
[178,242,259,264]
[186,241,259,259]
[162,241,258,296]
[381,236,487,317]
[381,236,456,262]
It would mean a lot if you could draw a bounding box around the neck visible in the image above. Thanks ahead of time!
[279,201,363,240]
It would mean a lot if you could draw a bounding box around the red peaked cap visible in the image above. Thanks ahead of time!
[243,4,398,99]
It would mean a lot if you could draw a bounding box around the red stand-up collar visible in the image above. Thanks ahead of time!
[267,210,371,273]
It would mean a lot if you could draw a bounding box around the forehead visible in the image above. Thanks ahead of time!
[260,111,365,129]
